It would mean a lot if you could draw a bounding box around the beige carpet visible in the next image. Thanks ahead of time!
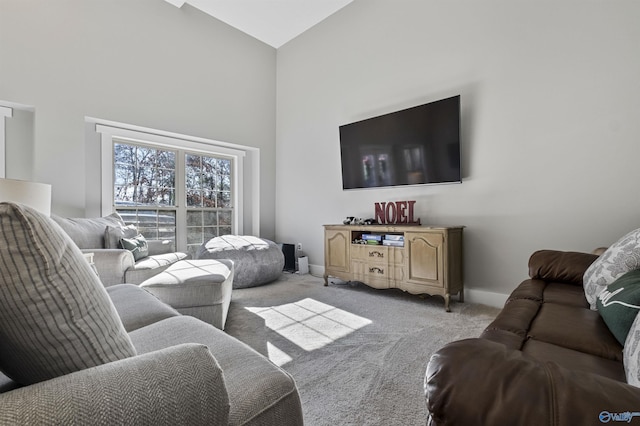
[225,273,500,426]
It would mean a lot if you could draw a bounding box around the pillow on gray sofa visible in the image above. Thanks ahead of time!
[583,228,640,310]
[596,269,640,345]
[624,312,640,387]
[0,202,136,385]
[120,234,149,261]
[105,223,138,249]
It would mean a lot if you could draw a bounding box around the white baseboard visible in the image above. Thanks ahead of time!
[463,288,508,308]
[309,264,325,278]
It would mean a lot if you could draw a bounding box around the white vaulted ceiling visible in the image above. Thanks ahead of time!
[165,0,353,48]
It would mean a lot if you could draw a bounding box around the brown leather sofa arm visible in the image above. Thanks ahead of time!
[425,339,640,426]
[528,250,598,284]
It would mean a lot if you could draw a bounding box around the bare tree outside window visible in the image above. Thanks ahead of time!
[114,143,176,206]
[113,141,233,255]
[186,152,233,257]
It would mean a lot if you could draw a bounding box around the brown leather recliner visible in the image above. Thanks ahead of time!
[425,250,640,425]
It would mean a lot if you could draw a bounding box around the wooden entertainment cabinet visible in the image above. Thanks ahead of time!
[323,224,464,312]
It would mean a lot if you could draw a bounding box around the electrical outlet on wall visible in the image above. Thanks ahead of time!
[297,243,302,251]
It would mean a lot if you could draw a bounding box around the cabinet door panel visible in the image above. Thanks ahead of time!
[406,232,444,287]
[325,229,350,272]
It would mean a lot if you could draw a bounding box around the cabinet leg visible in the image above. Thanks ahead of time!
[444,293,451,312]
[323,275,329,286]
[459,288,464,303]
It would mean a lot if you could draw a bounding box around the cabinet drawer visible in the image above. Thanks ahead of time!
[352,260,405,280]
[351,245,388,261]
[351,245,404,264]
[351,260,391,289]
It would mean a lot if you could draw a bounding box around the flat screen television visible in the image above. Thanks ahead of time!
[339,95,461,190]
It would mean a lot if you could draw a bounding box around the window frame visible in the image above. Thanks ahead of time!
[0,105,14,178]
[95,121,258,252]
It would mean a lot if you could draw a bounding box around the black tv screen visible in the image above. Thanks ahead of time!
[339,95,461,190]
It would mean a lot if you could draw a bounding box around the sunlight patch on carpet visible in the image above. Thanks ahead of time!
[266,342,293,366]
[246,298,372,352]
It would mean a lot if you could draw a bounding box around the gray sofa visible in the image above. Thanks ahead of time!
[52,213,188,286]
[0,202,304,425]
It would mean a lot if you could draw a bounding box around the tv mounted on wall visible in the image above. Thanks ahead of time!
[339,95,461,190]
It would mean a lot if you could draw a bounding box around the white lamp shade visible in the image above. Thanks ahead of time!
[0,178,52,216]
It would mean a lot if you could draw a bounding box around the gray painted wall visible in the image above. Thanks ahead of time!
[3,0,640,302]
[0,0,277,238]
[275,0,640,301]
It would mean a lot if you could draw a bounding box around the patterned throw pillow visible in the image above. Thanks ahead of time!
[583,228,640,310]
[0,203,136,385]
[596,270,640,345]
[120,234,149,261]
[624,312,640,387]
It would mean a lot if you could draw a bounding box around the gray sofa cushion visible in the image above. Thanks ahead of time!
[130,316,303,425]
[0,203,136,385]
[52,212,124,249]
[106,284,180,332]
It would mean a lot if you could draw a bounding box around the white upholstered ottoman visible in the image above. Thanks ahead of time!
[139,259,234,330]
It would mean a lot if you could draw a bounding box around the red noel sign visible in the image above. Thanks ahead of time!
[374,201,421,225]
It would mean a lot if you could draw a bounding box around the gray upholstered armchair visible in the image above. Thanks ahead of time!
[52,213,188,285]
[0,202,304,425]
[0,344,230,424]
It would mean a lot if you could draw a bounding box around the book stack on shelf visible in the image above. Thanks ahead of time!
[382,234,404,247]
[362,234,383,245]
[358,234,405,247]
